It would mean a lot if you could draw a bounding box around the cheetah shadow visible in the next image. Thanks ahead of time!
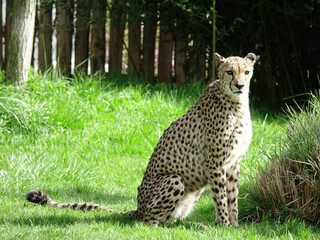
[15,209,137,227]
[20,204,214,230]
[21,187,139,226]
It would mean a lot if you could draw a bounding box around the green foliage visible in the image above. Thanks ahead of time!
[0,72,319,238]
[285,93,320,167]
[245,91,320,225]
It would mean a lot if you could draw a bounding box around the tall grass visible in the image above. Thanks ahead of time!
[246,92,320,225]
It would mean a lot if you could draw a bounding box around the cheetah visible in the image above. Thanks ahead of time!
[26,52,258,227]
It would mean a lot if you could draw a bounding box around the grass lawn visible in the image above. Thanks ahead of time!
[0,73,319,239]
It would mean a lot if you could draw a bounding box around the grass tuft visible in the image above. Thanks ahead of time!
[246,92,320,225]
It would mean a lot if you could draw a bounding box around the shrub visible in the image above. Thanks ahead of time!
[247,92,320,225]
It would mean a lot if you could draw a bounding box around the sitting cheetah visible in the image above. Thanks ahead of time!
[26,53,258,227]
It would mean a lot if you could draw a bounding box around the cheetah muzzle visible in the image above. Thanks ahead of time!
[26,53,258,227]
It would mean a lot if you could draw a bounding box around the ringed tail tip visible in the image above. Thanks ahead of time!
[26,189,49,205]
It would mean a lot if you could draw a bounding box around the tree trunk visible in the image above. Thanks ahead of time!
[174,38,187,86]
[56,0,73,76]
[38,0,53,72]
[188,36,206,82]
[5,0,13,70]
[75,0,90,74]
[0,0,3,69]
[128,0,141,76]
[31,2,38,68]
[6,0,36,86]
[207,46,213,81]
[196,45,206,82]
[90,0,106,74]
[142,1,157,83]
[109,0,126,73]
[158,8,173,84]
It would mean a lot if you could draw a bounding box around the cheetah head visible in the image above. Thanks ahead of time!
[215,53,258,99]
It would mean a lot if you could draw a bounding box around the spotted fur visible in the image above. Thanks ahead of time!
[26,53,258,227]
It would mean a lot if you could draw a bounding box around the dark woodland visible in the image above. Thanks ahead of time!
[1,0,319,108]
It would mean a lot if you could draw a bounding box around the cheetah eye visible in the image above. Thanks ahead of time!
[245,71,250,75]
[226,70,233,75]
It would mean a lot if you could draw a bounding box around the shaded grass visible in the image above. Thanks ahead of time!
[0,72,319,239]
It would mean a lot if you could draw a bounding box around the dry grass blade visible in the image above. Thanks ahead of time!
[247,92,320,225]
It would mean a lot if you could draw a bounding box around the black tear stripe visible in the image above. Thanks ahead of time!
[229,75,234,93]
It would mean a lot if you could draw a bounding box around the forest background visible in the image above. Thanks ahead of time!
[1,0,319,108]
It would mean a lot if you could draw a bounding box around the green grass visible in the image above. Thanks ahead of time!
[0,72,319,239]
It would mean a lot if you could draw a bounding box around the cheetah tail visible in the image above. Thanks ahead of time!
[25,189,136,217]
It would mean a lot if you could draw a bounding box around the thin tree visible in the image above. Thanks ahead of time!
[128,0,141,76]
[158,5,173,84]
[31,2,38,68]
[109,0,126,73]
[38,0,53,72]
[4,0,13,70]
[6,0,37,86]
[212,0,216,80]
[90,0,106,74]
[0,0,2,69]
[56,0,73,75]
[193,35,206,82]
[75,0,91,73]
[142,1,157,83]
[174,19,187,86]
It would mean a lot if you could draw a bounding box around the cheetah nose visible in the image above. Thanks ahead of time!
[235,83,244,90]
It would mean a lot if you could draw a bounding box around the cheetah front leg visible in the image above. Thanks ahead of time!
[226,161,240,226]
[209,169,230,227]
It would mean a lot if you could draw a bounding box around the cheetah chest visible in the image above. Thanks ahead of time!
[224,113,252,170]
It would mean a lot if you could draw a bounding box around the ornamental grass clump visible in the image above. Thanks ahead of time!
[248,92,320,225]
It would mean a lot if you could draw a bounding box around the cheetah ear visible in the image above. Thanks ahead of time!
[214,53,225,67]
[245,53,260,63]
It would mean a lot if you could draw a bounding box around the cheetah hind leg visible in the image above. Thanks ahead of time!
[137,174,185,225]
